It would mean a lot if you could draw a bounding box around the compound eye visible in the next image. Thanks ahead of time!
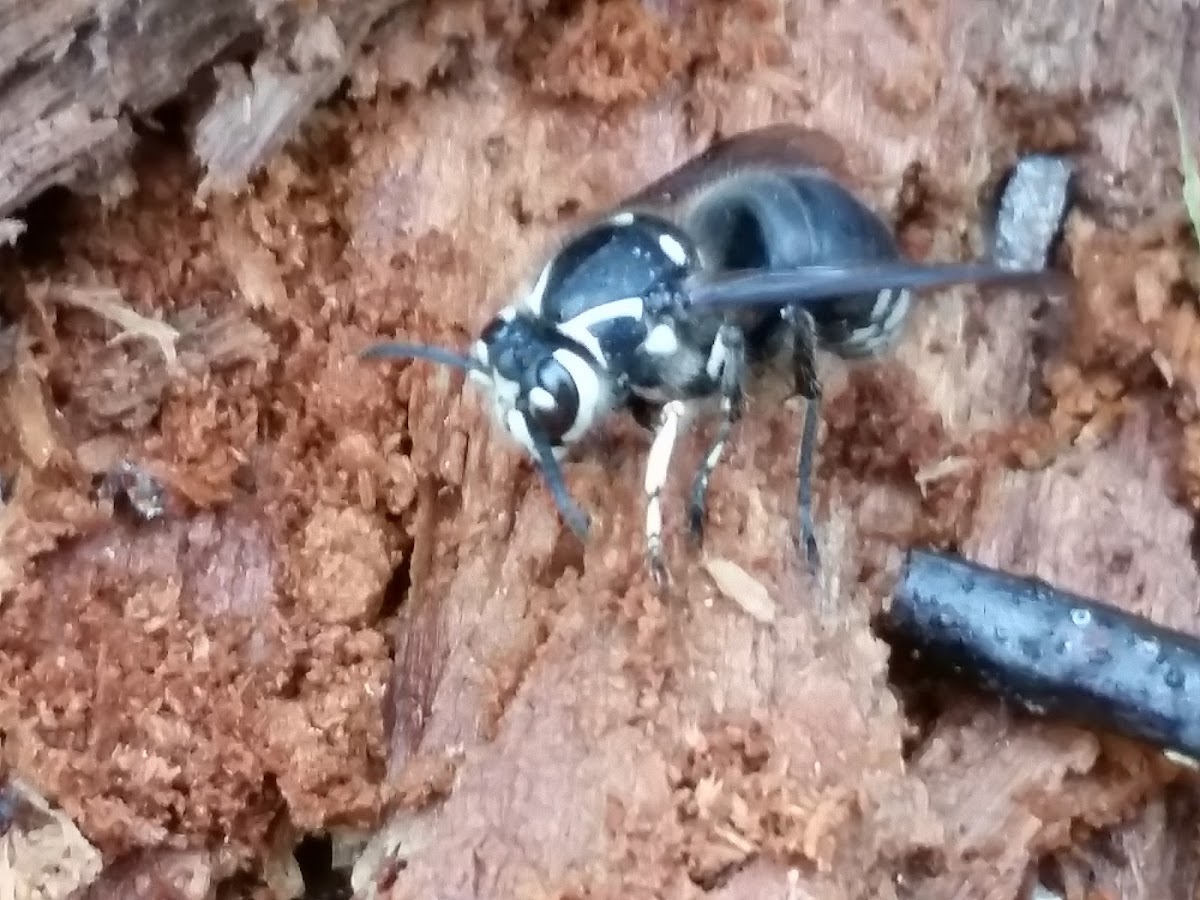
[527,358,579,441]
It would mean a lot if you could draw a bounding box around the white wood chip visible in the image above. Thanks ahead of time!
[703,557,776,624]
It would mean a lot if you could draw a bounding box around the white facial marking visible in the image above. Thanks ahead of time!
[530,386,556,411]
[521,261,554,316]
[498,305,518,321]
[491,372,520,406]
[644,323,679,356]
[476,371,525,452]
[553,348,608,443]
[468,369,491,388]
[657,232,690,266]
[505,408,537,456]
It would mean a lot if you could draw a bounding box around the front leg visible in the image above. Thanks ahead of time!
[687,323,747,542]
[644,399,689,588]
[787,307,823,573]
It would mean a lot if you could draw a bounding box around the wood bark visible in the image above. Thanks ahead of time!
[349,2,1200,899]
[0,0,408,220]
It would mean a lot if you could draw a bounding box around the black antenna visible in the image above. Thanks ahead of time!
[522,406,591,540]
[360,340,489,374]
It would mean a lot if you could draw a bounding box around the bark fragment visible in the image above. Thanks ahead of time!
[0,0,416,220]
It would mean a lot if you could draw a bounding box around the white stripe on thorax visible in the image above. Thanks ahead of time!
[555,296,646,369]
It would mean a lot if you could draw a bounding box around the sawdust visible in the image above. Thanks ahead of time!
[31,284,182,373]
[701,558,777,624]
[0,128,396,870]
[1,0,1199,897]
[0,777,104,900]
[1044,212,1200,516]
[74,849,216,900]
[1046,785,1200,900]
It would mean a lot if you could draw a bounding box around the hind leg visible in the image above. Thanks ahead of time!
[687,324,747,543]
[786,308,823,573]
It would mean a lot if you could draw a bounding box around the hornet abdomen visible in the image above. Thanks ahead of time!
[680,168,912,358]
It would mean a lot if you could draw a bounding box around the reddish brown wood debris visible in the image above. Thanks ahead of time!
[2,0,1199,898]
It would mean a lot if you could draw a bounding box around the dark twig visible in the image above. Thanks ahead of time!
[883,548,1200,760]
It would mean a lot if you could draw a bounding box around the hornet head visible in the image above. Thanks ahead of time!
[360,306,612,540]
[362,210,705,541]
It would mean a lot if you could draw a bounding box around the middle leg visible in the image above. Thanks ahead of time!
[687,323,747,543]
[786,307,823,573]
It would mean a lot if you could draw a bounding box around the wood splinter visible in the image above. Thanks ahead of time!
[883,548,1200,761]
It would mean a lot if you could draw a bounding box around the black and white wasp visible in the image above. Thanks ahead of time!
[362,125,1058,586]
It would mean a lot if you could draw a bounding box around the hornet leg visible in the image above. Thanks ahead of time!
[688,323,747,543]
[644,399,690,588]
[787,308,823,573]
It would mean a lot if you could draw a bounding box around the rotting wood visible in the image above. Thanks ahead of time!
[0,0,411,221]
[347,2,1200,899]
[192,0,406,199]
[4,0,1200,899]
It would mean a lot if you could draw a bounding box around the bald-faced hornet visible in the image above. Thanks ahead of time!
[363,125,1060,586]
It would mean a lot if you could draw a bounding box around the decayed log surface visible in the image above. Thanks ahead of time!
[1,1,1200,899]
[346,3,1200,899]
[0,0,408,220]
